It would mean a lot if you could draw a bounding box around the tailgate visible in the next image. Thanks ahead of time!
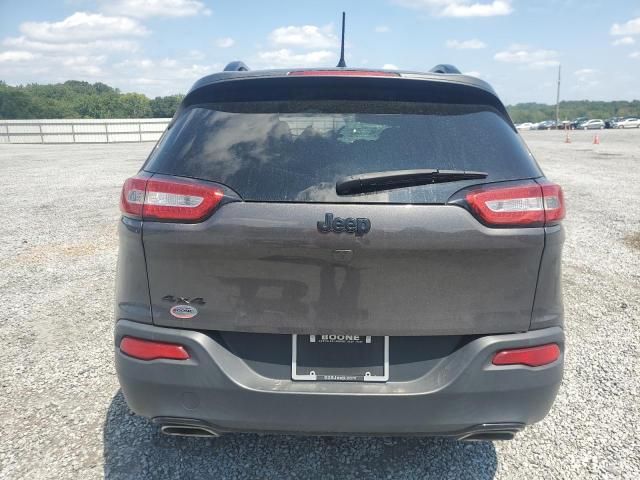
[143,202,543,335]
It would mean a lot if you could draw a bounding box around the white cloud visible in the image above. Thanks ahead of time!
[446,39,486,49]
[494,45,559,69]
[382,63,399,69]
[0,12,149,84]
[570,80,599,91]
[215,37,235,48]
[0,52,107,78]
[612,36,635,46]
[3,35,140,53]
[571,69,599,92]
[99,0,211,18]
[441,0,512,17]
[0,51,38,62]
[268,25,338,50]
[19,12,148,43]
[630,51,640,59]
[574,68,596,76]
[61,55,106,76]
[610,17,640,36]
[114,58,156,69]
[2,11,218,97]
[395,0,512,17]
[187,49,205,60]
[257,49,334,67]
[257,24,339,67]
[574,69,598,89]
[115,57,217,78]
[375,25,391,33]
[110,57,221,94]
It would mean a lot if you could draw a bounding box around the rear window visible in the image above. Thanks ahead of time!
[145,101,541,203]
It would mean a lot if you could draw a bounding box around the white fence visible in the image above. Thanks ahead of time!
[0,118,170,144]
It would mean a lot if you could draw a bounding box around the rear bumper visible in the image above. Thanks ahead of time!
[115,320,564,436]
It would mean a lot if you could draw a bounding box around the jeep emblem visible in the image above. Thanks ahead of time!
[317,213,371,237]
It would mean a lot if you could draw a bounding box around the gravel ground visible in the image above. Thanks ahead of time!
[0,129,638,479]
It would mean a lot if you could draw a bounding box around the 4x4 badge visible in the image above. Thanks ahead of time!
[317,213,371,237]
[162,295,206,305]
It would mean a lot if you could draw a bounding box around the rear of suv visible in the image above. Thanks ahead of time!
[115,64,565,440]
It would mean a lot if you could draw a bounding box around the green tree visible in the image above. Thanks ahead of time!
[1,80,639,120]
[118,93,152,118]
[149,94,184,118]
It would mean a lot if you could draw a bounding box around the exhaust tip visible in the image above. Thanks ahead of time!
[160,425,219,438]
[461,431,516,441]
[459,423,523,442]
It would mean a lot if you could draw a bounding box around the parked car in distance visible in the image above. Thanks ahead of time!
[616,117,640,128]
[579,119,605,130]
[605,117,623,129]
[557,121,572,130]
[515,122,535,130]
[570,117,588,130]
[536,120,557,130]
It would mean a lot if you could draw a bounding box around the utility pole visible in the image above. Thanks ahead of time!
[555,65,561,126]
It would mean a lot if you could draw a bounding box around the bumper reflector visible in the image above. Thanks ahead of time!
[120,336,190,361]
[492,343,560,367]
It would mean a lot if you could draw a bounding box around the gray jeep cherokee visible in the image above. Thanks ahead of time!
[115,63,565,440]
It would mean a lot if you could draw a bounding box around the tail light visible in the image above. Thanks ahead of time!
[540,183,565,224]
[120,176,147,217]
[463,181,565,227]
[120,174,225,222]
[120,336,190,361]
[492,343,560,367]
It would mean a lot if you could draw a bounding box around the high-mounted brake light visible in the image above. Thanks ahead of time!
[464,182,565,227]
[287,70,400,77]
[119,175,225,222]
[120,336,190,361]
[492,343,560,367]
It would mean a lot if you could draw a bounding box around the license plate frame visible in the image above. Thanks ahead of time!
[291,334,389,382]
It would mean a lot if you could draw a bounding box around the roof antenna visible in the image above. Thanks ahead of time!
[336,12,347,68]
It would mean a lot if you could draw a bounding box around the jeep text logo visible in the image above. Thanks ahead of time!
[317,213,371,237]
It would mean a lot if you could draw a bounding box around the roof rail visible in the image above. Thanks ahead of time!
[224,61,250,72]
[429,64,461,74]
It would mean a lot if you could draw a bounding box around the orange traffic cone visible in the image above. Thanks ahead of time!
[565,132,571,143]
[593,134,600,145]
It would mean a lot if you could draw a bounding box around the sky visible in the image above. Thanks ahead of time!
[0,0,639,105]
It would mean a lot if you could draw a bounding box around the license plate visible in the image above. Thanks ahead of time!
[291,334,389,382]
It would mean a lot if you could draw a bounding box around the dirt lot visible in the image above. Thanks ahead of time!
[0,129,638,479]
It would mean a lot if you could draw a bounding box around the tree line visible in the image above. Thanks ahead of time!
[508,100,640,124]
[0,80,183,119]
[1,80,639,121]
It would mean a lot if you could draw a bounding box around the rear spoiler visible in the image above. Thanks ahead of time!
[174,75,512,129]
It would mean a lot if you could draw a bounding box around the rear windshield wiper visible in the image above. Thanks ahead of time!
[335,169,488,196]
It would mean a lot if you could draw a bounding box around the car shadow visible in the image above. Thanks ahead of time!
[104,390,497,479]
